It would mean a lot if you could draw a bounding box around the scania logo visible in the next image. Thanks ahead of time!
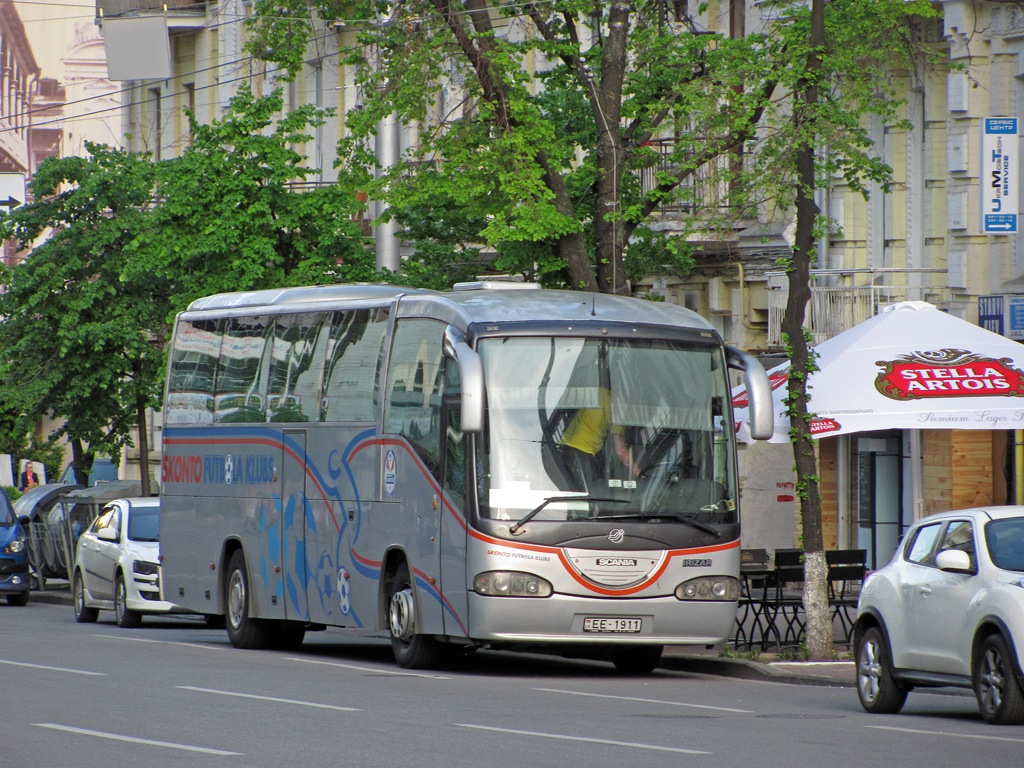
[597,557,637,567]
[608,528,625,543]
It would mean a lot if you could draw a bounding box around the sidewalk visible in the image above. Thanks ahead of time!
[661,644,856,686]
[31,583,855,685]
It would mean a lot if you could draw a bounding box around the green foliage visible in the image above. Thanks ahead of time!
[0,144,166,457]
[130,84,374,313]
[0,85,373,462]
[244,0,939,293]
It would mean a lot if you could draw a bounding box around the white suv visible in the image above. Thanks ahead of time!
[854,506,1024,724]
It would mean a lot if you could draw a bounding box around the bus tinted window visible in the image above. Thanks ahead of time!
[384,318,446,474]
[322,309,388,422]
[215,316,272,423]
[268,312,328,423]
[166,318,221,425]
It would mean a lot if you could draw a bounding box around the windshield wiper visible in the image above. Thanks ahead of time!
[598,512,723,539]
[510,495,626,534]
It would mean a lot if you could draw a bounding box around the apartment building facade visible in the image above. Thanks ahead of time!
[96,0,1024,557]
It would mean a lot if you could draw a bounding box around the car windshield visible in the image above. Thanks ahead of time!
[127,506,160,542]
[476,336,737,524]
[985,517,1024,572]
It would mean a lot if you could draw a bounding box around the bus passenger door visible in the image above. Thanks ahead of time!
[281,429,310,621]
[440,374,469,637]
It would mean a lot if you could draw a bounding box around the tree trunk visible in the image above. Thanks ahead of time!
[785,0,831,661]
[135,362,151,497]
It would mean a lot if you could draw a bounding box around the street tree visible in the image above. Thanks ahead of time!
[0,86,375,495]
[0,145,166,494]
[129,84,376,310]
[767,0,941,657]
[249,0,942,657]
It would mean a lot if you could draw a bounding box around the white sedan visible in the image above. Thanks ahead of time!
[854,506,1024,724]
[73,497,187,627]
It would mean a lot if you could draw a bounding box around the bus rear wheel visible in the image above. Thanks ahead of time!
[388,561,444,669]
[225,551,272,650]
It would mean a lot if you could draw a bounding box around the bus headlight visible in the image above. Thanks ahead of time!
[675,576,739,601]
[473,571,553,597]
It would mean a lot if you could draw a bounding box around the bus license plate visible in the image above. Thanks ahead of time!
[583,617,641,633]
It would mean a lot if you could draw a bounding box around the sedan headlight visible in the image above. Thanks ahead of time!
[4,537,26,554]
[133,560,160,576]
[474,571,553,597]
[675,576,740,601]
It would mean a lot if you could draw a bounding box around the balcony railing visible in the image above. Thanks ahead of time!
[633,138,733,214]
[97,0,204,18]
[765,270,949,348]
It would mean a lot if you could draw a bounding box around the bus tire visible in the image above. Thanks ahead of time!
[388,561,444,669]
[225,551,272,650]
[610,645,663,674]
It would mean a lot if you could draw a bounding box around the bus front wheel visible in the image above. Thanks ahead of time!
[388,561,444,669]
[225,551,272,650]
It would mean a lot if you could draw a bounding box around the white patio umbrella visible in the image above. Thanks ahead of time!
[732,301,1024,443]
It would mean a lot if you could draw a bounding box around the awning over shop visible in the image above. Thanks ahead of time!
[732,301,1024,443]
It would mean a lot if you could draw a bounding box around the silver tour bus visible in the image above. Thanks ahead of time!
[160,282,773,671]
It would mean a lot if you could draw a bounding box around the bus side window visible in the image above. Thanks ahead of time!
[322,309,389,422]
[384,319,446,475]
[268,312,328,423]
[215,316,272,423]
[166,318,221,425]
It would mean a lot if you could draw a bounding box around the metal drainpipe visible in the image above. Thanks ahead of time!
[374,112,401,272]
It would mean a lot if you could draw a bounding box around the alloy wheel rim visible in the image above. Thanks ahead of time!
[228,570,245,629]
[979,648,1005,714]
[858,639,881,702]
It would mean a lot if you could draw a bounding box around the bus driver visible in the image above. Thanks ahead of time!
[558,386,641,489]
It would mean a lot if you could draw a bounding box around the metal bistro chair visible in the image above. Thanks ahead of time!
[733,548,772,650]
[762,548,806,651]
[826,549,867,645]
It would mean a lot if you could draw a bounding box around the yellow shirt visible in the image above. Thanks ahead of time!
[561,389,623,456]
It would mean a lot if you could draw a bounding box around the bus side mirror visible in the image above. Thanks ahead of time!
[726,346,773,441]
[444,328,485,433]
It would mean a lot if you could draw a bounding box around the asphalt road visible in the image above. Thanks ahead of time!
[2,593,1017,768]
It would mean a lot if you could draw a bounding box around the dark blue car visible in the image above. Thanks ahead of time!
[0,489,31,606]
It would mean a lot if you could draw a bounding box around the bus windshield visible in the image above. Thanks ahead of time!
[477,336,737,524]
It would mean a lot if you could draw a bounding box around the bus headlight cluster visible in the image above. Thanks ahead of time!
[473,571,553,597]
[675,576,739,602]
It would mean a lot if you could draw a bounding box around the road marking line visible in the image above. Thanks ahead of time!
[534,687,752,714]
[866,725,1024,744]
[0,659,104,676]
[457,724,710,755]
[285,656,450,679]
[33,724,241,755]
[179,686,360,711]
[93,634,228,651]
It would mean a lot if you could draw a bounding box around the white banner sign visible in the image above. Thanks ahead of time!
[982,117,1019,234]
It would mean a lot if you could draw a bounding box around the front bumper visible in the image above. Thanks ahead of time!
[0,558,31,594]
[465,592,736,645]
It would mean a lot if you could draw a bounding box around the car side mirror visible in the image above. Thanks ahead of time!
[96,528,118,542]
[17,514,30,527]
[936,549,974,574]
